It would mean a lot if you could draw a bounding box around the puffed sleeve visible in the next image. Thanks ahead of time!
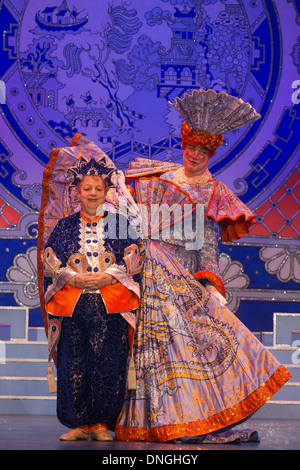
[43,218,81,317]
[206,181,256,242]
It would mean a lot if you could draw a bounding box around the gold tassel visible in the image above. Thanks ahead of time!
[47,362,57,393]
[127,356,136,390]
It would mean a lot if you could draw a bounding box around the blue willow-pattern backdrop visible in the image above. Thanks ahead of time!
[0,0,299,331]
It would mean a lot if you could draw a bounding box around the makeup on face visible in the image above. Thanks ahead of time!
[182,145,210,176]
[78,176,107,218]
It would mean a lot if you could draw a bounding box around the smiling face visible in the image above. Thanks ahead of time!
[78,175,108,218]
[182,145,211,177]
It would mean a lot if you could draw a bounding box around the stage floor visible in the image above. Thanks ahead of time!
[0,415,299,451]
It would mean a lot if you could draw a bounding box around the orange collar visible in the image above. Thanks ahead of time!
[80,212,104,223]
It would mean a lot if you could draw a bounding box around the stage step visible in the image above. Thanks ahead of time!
[274,313,300,347]
[0,359,49,376]
[0,397,56,415]
[0,335,57,414]
[0,377,53,396]
[0,311,299,418]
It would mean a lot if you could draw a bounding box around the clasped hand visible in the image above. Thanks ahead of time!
[67,272,113,290]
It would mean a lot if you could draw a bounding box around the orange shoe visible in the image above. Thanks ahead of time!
[59,425,90,441]
[90,423,113,441]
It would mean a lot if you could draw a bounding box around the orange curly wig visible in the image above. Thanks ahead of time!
[181,122,224,157]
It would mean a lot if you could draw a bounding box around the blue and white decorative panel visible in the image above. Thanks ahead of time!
[0,0,299,330]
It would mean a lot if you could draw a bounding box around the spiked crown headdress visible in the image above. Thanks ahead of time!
[69,155,117,189]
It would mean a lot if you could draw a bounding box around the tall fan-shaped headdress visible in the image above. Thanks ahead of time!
[169,89,261,156]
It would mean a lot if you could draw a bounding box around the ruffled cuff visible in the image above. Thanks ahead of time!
[104,264,140,299]
[193,270,225,297]
[44,268,77,305]
[45,268,80,317]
